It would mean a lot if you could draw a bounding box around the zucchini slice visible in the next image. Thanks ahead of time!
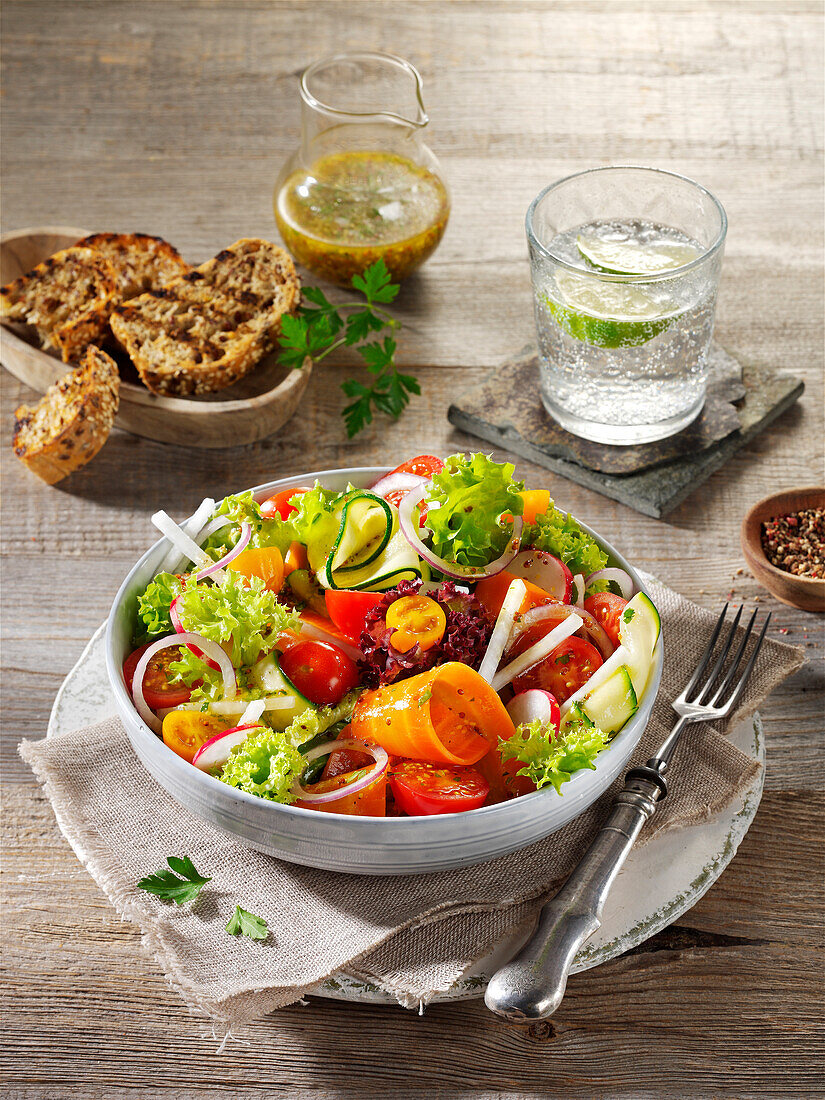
[319,528,430,592]
[250,653,315,731]
[618,591,661,698]
[581,665,638,733]
[330,493,393,573]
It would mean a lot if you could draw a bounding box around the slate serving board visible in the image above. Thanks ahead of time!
[448,343,804,518]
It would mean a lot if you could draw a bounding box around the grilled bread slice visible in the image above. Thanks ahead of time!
[1,247,118,362]
[13,345,120,484]
[180,238,300,350]
[111,239,301,395]
[109,283,265,396]
[77,232,190,298]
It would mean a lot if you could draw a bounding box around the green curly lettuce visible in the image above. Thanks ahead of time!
[219,691,361,803]
[134,572,187,646]
[524,506,608,577]
[173,573,299,668]
[200,492,297,560]
[500,716,611,794]
[423,453,525,569]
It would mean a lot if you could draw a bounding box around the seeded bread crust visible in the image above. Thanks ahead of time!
[110,238,301,395]
[13,345,120,484]
[77,232,191,298]
[0,247,118,362]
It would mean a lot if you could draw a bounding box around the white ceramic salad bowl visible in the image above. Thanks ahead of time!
[106,466,664,876]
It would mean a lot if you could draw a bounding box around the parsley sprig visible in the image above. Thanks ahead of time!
[136,856,212,906]
[277,259,420,438]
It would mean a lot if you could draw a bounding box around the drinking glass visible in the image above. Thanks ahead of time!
[526,166,727,445]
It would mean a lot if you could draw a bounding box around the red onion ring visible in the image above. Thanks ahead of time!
[368,471,427,498]
[170,597,222,671]
[192,722,260,771]
[194,516,234,544]
[572,573,586,607]
[512,602,614,661]
[398,484,523,581]
[131,632,237,735]
[194,521,253,582]
[585,567,635,600]
[292,738,389,805]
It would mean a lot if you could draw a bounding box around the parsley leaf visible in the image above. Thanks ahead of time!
[622,608,636,623]
[225,905,269,940]
[136,855,212,906]
[276,260,418,438]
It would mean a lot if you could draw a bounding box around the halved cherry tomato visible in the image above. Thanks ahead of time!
[161,711,231,764]
[227,546,284,592]
[296,767,387,816]
[279,639,360,705]
[475,570,556,620]
[512,635,603,703]
[320,726,373,780]
[324,589,384,644]
[584,592,628,650]
[123,643,192,710]
[385,594,446,653]
[261,486,310,521]
[390,760,490,816]
[388,455,444,479]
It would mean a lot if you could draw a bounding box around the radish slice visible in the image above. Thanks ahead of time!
[572,573,586,607]
[492,614,583,693]
[292,739,389,805]
[478,579,527,683]
[131,632,237,735]
[152,510,219,577]
[585,568,635,600]
[398,484,523,581]
[508,549,573,603]
[513,602,614,662]
[369,471,427,497]
[158,497,215,574]
[192,722,260,771]
[506,689,561,731]
[193,521,252,582]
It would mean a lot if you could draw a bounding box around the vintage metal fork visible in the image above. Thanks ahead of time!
[484,603,771,1022]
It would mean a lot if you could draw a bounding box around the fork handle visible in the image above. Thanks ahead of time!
[484,771,665,1022]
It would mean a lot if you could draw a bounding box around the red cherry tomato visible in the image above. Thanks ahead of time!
[260,486,310,521]
[583,592,628,650]
[324,590,385,644]
[123,643,192,710]
[512,635,603,703]
[279,639,360,705]
[389,760,490,816]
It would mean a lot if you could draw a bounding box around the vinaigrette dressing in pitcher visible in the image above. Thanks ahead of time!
[274,53,449,285]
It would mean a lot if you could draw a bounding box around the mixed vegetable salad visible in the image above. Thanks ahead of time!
[123,454,660,818]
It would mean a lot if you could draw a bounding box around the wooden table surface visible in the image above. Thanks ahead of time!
[2,2,823,1096]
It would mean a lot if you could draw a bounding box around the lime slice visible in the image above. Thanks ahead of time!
[576,234,700,275]
[544,273,681,348]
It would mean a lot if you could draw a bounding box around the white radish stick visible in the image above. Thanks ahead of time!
[152,509,224,580]
[478,580,527,683]
[492,614,583,693]
[237,698,266,727]
[158,498,215,574]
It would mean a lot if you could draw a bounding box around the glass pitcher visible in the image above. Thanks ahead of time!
[274,51,450,286]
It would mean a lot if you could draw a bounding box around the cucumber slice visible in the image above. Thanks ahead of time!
[618,591,661,698]
[330,493,393,573]
[319,528,430,591]
[250,653,315,731]
[581,665,638,733]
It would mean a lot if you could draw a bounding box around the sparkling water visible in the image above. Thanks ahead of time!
[533,220,721,445]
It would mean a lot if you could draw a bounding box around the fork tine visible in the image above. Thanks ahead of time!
[718,613,771,716]
[707,608,758,707]
[697,605,744,705]
[678,602,730,703]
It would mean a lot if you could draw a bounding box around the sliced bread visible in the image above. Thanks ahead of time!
[0,247,118,362]
[77,232,190,298]
[13,345,120,484]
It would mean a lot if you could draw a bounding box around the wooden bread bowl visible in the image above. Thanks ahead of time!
[0,227,311,449]
[741,487,825,613]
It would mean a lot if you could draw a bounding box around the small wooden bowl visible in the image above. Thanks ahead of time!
[741,487,825,613]
[0,226,311,449]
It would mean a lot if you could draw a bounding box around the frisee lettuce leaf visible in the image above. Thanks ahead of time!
[424,453,525,569]
[219,725,305,803]
[201,492,297,561]
[524,506,608,577]
[173,573,299,669]
[134,572,187,646]
[499,716,611,794]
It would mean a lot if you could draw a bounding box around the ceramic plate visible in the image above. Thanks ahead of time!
[50,624,764,1006]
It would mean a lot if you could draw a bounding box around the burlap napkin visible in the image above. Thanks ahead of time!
[19,576,804,1024]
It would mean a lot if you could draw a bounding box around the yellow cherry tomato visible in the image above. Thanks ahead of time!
[162,711,231,764]
[385,594,446,654]
[227,546,284,592]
